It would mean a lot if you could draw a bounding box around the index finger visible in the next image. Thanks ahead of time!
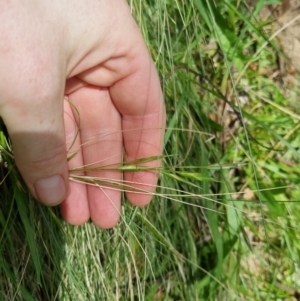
[110,50,165,206]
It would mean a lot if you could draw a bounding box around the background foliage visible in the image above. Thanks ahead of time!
[1,0,300,300]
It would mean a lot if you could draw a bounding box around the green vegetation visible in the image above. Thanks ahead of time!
[1,0,300,300]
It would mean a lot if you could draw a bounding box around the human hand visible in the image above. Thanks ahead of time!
[0,0,165,228]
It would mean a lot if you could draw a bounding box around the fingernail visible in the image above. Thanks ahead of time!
[34,175,67,206]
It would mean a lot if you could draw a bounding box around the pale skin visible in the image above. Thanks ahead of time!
[0,0,165,228]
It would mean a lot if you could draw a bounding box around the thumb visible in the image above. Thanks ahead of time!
[1,90,69,206]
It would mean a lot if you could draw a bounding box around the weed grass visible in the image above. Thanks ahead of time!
[1,0,300,300]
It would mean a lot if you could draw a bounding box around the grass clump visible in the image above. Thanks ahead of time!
[1,0,300,300]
